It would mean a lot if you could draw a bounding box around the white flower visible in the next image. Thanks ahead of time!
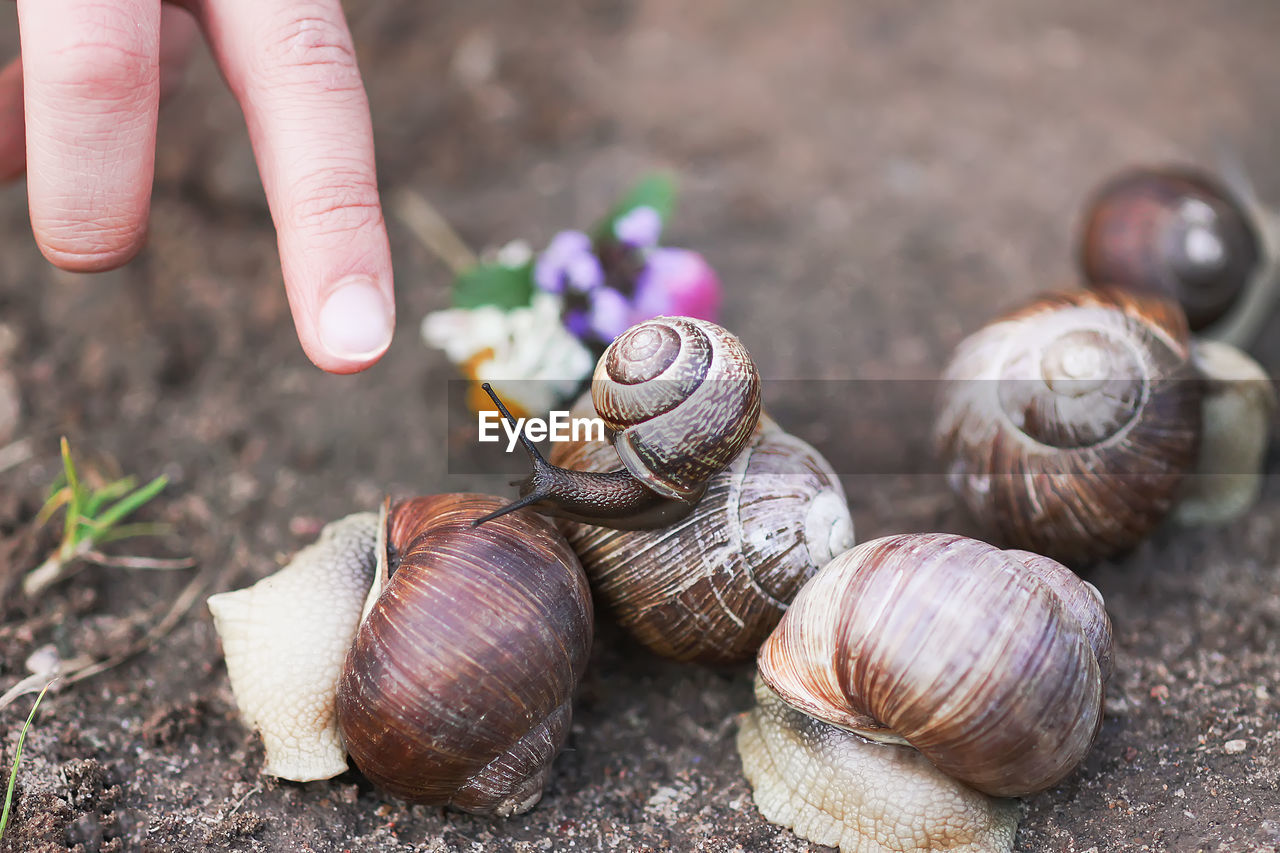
[421,293,595,415]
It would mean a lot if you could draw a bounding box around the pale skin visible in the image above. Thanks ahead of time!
[1,0,395,374]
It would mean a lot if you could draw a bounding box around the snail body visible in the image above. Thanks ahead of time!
[478,316,761,529]
[738,533,1112,852]
[935,287,1274,564]
[209,494,592,816]
[552,413,854,664]
[1079,165,1280,347]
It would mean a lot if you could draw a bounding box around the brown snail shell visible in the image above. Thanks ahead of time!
[336,495,592,815]
[753,533,1112,798]
[592,316,761,503]
[207,495,592,817]
[1079,166,1263,330]
[477,316,763,530]
[550,414,854,664]
[934,288,1202,564]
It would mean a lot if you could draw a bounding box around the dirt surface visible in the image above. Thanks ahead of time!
[3,1,1280,851]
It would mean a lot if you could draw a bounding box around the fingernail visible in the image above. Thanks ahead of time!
[318,276,393,359]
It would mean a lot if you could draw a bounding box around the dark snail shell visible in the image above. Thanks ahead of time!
[755,533,1112,798]
[335,495,592,816]
[934,288,1202,564]
[1079,166,1262,330]
[550,415,854,664]
[592,316,761,503]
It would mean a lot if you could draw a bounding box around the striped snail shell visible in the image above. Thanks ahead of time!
[593,315,761,502]
[738,533,1112,852]
[1079,165,1280,348]
[209,494,592,817]
[478,316,762,530]
[551,412,854,664]
[934,288,1203,564]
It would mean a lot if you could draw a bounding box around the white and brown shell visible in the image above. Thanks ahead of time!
[591,316,761,503]
[551,414,853,664]
[754,533,1112,798]
[934,288,1202,564]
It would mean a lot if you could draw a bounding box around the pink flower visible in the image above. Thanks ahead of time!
[631,248,721,324]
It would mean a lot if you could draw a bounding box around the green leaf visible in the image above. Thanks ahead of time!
[597,172,679,238]
[59,438,83,547]
[452,261,535,310]
[92,475,168,533]
[0,681,53,840]
[83,476,138,518]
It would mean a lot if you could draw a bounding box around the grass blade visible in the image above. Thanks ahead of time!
[58,438,83,547]
[0,680,53,841]
[92,475,169,533]
[82,476,139,518]
[34,488,71,527]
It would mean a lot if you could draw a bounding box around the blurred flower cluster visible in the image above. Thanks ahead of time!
[534,206,721,348]
[420,174,722,416]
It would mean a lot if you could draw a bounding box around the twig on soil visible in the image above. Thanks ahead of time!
[80,550,198,571]
[394,190,479,274]
[0,565,216,713]
[0,657,91,712]
[22,437,183,597]
[61,566,216,690]
[224,783,264,819]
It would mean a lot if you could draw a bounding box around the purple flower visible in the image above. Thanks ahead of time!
[563,307,591,339]
[564,251,604,293]
[534,230,596,294]
[631,248,721,323]
[613,206,663,249]
[589,287,632,340]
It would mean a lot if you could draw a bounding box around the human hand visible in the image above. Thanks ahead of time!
[1,1,395,374]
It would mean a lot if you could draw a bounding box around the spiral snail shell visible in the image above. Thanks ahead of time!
[208,494,592,816]
[477,316,762,529]
[1079,165,1280,348]
[551,412,854,664]
[738,533,1112,852]
[934,287,1274,564]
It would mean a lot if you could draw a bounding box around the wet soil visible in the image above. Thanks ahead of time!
[3,1,1280,851]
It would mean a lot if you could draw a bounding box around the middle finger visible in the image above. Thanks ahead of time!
[18,0,162,270]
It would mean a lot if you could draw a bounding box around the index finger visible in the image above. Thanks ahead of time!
[194,0,394,373]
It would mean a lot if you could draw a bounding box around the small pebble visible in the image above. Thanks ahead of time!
[1224,739,1248,755]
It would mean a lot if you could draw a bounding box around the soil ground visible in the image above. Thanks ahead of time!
[3,1,1280,851]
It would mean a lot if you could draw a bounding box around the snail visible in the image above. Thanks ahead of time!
[476,315,853,663]
[934,287,1275,564]
[206,494,592,816]
[550,409,854,664]
[1078,165,1280,348]
[475,315,762,530]
[737,533,1112,853]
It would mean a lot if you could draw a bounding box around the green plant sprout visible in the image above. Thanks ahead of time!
[0,680,53,842]
[22,438,186,597]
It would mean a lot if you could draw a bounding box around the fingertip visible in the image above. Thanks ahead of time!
[33,219,148,272]
[297,273,396,373]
